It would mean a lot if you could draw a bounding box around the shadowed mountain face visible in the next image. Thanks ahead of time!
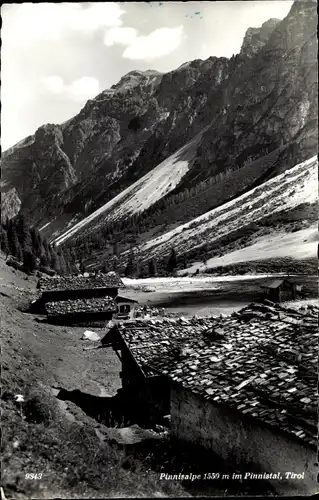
[1,1,317,246]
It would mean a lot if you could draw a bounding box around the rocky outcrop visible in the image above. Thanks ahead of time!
[188,1,317,186]
[240,19,281,58]
[1,187,21,221]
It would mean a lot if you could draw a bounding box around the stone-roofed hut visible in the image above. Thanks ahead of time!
[37,272,124,302]
[263,278,297,302]
[45,297,117,325]
[102,302,318,495]
[102,321,173,424]
[37,272,126,325]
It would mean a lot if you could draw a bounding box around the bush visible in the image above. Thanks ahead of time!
[23,386,59,425]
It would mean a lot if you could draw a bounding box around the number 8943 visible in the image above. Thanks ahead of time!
[25,473,43,480]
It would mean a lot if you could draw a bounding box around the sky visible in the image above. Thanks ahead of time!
[1,1,293,151]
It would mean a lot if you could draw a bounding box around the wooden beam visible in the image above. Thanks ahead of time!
[114,349,123,361]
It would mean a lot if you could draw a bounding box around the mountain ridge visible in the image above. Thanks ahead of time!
[1,1,317,267]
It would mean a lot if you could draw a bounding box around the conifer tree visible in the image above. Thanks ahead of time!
[102,262,109,273]
[125,254,134,277]
[50,246,59,272]
[148,258,157,277]
[30,227,42,257]
[110,255,119,273]
[0,230,9,257]
[15,214,32,251]
[79,259,86,274]
[167,248,177,274]
[39,252,49,268]
[23,249,37,273]
[113,240,119,256]
[58,250,67,274]
[8,225,20,259]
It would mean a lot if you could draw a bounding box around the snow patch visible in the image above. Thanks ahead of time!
[39,222,51,232]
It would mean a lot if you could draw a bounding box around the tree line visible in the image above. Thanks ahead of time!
[123,248,178,278]
[0,215,77,275]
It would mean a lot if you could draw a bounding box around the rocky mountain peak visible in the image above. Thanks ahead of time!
[110,68,163,94]
[241,17,281,58]
[34,123,64,146]
[259,18,282,41]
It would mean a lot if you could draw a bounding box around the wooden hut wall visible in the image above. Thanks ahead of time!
[113,335,171,424]
[147,376,171,421]
[47,310,114,325]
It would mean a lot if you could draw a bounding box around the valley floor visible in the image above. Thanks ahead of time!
[122,274,317,317]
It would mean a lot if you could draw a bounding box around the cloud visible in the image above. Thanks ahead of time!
[200,43,210,60]
[104,27,138,47]
[68,77,100,101]
[71,3,125,32]
[1,3,125,48]
[42,76,100,102]
[42,76,65,94]
[122,26,184,61]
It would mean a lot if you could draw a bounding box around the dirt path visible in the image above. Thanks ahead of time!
[0,256,121,398]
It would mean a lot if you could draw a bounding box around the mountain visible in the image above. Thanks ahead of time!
[1,1,317,262]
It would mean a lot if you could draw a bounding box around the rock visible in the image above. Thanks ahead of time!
[1,187,21,222]
[81,330,101,342]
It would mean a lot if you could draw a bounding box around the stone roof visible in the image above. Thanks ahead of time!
[38,272,124,292]
[116,295,138,304]
[113,301,318,448]
[266,279,286,289]
[46,297,117,316]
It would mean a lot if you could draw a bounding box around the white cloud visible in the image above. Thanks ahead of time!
[70,3,125,33]
[200,43,210,60]
[104,27,138,47]
[41,75,100,102]
[67,77,100,101]
[42,76,65,94]
[1,3,125,48]
[1,79,36,150]
[122,26,184,61]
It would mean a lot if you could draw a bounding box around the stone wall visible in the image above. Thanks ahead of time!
[171,385,317,495]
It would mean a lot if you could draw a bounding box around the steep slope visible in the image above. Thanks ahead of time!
[1,1,317,247]
[54,132,204,245]
[129,156,317,271]
[183,226,317,274]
